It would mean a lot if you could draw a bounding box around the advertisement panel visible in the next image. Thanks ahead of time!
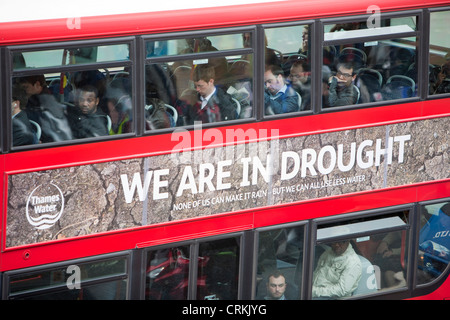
[6,117,449,247]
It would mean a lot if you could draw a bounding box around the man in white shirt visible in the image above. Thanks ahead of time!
[312,240,362,299]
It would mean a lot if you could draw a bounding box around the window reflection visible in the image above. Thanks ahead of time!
[13,45,129,70]
[146,246,190,300]
[197,237,240,300]
[417,202,450,285]
[8,257,127,300]
[146,34,246,58]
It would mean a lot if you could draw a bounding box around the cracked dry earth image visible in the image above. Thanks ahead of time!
[6,117,450,247]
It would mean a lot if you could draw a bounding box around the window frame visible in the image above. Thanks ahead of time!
[261,20,315,118]
[4,36,137,152]
[318,9,424,112]
[141,26,258,133]
[307,204,416,300]
[139,231,246,300]
[2,251,132,300]
[253,220,309,300]
[427,7,450,100]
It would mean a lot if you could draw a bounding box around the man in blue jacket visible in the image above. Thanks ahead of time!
[264,64,301,115]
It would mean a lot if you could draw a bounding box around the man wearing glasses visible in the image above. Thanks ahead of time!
[327,62,359,107]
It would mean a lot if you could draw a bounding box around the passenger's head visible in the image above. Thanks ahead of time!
[105,87,132,114]
[11,84,28,115]
[193,64,216,98]
[19,75,47,97]
[264,64,286,95]
[77,85,99,114]
[336,62,356,86]
[266,270,286,300]
[330,240,350,256]
[289,60,310,87]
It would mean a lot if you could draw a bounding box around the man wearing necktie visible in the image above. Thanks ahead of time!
[190,64,237,124]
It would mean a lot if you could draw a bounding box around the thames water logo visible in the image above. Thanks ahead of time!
[26,183,65,230]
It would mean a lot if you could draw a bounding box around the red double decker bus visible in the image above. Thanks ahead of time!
[0,0,449,301]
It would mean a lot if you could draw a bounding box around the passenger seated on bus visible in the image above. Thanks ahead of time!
[418,203,450,281]
[173,38,228,85]
[146,64,176,106]
[225,60,253,119]
[72,70,107,108]
[105,87,133,134]
[18,75,73,143]
[326,62,359,107]
[181,64,237,124]
[373,231,406,288]
[67,85,110,139]
[11,84,36,146]
[264,270,288,300]
[387,48,414,78]
[264,64,301,115]
[356,68,383,103]
[288,60,311,111]
[432,56,450,94]
[297,25,309,56]
[312,240,362,299]
[145,97,172,130]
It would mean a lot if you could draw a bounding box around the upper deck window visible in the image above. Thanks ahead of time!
[10,42,133,148]
[13,44,130,70]
[146,34,246,58]
[144,30,255,129]
[322,16,418,108]
[263,24,312,114]
[429,10,450,96]
[324,16,417,41]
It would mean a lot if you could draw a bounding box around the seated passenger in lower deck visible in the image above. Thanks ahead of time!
[312,240,362,299]
[263,270,287,300]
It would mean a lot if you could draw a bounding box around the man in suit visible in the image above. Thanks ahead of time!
[184,64,237,124]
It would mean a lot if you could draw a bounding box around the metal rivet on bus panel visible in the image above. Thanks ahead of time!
[22,251,31,260]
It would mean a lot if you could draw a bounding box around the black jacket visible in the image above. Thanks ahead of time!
[67,106,109,139]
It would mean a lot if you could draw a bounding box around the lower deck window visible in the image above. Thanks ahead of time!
[313,211,410,299]
[6,255,128,300]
